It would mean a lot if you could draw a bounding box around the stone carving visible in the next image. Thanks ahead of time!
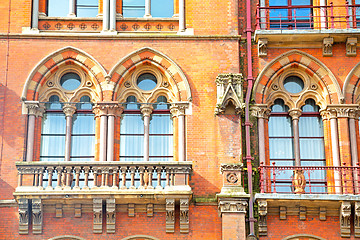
[288,109,302,120]
[75,203,81,218]
[166,198,175,233]
[346,38,357,57]
[106,199,116,233]
[340,201,351,238]
[18,198,29,235]
[140,104,153,117]
[226,173,238,184]
[128,203,135,217]
[280,206,287,220]
[93,199,103,234]
[293,169,306,194]
[258,38,268,57]
[250,106,271,119]
[323,37,334,56]
[355,202,360,237]
[93,102,123,118]
[218,200,247,215]
[299,206,306,221]
[147,203,153,217]
[220,164,243,187]
[62,104,76,117]
[215,73,245,115]
[258,200,267,236]
[319,207,326,221]
[32,199,42,234]
[180,199,190,233]
[170,103,187,118]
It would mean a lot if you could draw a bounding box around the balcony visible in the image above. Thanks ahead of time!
[14,161,192,202]
[259,162,360,195]
[255,3,360,43]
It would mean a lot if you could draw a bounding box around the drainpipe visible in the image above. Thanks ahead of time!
[245,0,255,236]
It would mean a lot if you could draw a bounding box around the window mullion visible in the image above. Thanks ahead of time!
[69,0,76,17]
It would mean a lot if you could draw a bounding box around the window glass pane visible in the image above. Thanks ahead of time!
[120,114,144,160]
[48,0,69,17]
[71,136,95,158]
[271,99,289,113]
[40,136,65,158]
[151,0,174,17]
[154,96,169,110]
[123,0,145,17]
[292,0,311,6]
[42,113,66,134]
[125,96,139,110]
[77,0,98,5]
[283,76,304,94]
[120,136,144,158]
[72,114,95,134]
[121,114,144,134]
[149,136,173,159]
[60,73,81,91]
[137,73,157,91]
[77,8,98,17]
[300,139,325,159]
[268,116,292,137]
[301,99,319,112]
[299,117,323,137]
[269,0,288,6]
[150,114,173,134]
[269,138,294,159]
[46,95,62,110]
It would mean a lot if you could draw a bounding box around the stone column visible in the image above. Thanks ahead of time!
[179,0,185,31]
[141,105,153,161]
[63,104,76,162]
[289,109,302,166]
[32,0,39,29]
[349,109,360,193]
[109,0,116,31]
[103,0,110,31]
[68,0,76,17]
[170,103,188,162]
[93,104,108,162]
[251,105,270,165]
[24,102,44,162]
[144,0,152,18]
[107,103,123,162]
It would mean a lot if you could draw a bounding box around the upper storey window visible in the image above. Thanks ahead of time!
[47,0,99,17]
[123,0,174,17]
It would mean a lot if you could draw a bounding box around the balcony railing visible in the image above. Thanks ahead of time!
[256,3,360,30]
[15,161,191,194]
[259,162,360,194]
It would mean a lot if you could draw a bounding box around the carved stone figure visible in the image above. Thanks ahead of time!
[293,169,306,194]
[258,38,268,57]
[346,38,357,56]
[323,38,334,56]
[340,201,351,237]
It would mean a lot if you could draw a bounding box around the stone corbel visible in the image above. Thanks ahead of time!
[128,203,135,217]
[323,37,334,57]
[215,73,245,115]
[299,206,306,221]
[32,199,42,234]
[258,38,268,57]
[355,202,360,237]
[106,199,116,234]
[56,203,63,217]
[346,38,357,57]
[320,207,326,221]
[147,203,154,217]
[93,199,103,234]
[18,199,29,235]
[75,203,82,217]
[280,206,287,220]
[340,201,351,238]
[166,198,175,233]
[258,200,267,236]
[180,199,190,234]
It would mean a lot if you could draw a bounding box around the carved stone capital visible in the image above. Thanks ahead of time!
[140,104,153,117]
[251,105,271,119]
[258,200,267,236]
[215,73,244,115]
[346,37,357,57]
[323,37,334,57]
[258,38,268,57]
[106,102,124,117]
[326,105,359,118]
[62,104,76,117]
[170,103,188,117]
[218,199,247,216]
[92,103,109,117]
[288,109,302,120]
[341,201,351,238]
[24,101,45,117]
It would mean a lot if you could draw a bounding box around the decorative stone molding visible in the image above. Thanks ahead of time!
[166,198,175,233]
[220,164,243,187]
[170,103,188,118]
[299,206,306,221]
[93,102,123,117]
[93,199,103,234]
[56,203,63,217]
[75,203,81,218]
[18,198,29,235]
[215,73,245,115]
[288,109,302,120]
[323,37,334,56]
[340,201,351,238]
[140,104,154,117]
[258,38,268,57]
[62,104,76,117]
[251,105,271,119]
[218,200,247,216]
[258,200,267,236]
[128,203,135,217]
[346,38,357,57]
[107,103,123,117]
[24,101,45,117]
[147,203,154,217]
[32,199,43,234]
[180,199,190,233]
[326,105,359,118]
[320,207,326,221]
[280,206,287,220]
[106,199,116,234]
[293,169,306,194]
[355,202,360,237]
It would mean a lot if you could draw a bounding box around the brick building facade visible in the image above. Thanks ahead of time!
[1,0,360,239]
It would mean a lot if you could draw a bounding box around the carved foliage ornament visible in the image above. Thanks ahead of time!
[32,199,43,234]
[323,37,334,57]
[215,73,245,115]
[355,202,360,237]
[166,199,175,233]
[258,38,268,57]
[340,201,351,238]
[258,200,267,236]
[180,199,190,233]
[218,200,247,215]
[18,199,29,235]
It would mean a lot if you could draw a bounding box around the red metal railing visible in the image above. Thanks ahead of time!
[259,162,360,194]
[256,3,360,30]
